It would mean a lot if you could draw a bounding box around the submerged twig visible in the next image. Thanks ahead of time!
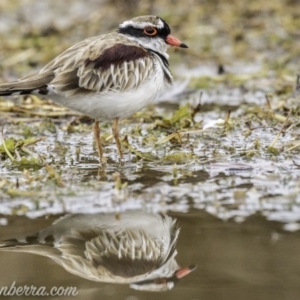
[224,109,232,126]
[268,110,292,149]
[265,94,272,110]
[286,142,300,152]
[156,129,204,145]
[296,74,300,92]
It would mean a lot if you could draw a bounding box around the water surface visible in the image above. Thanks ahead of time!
[0,211,299,300]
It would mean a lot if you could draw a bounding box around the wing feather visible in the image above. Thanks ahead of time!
[43,33,155,96]
[0,33,168,98]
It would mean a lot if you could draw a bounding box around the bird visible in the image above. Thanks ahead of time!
[0,15,188,162]
[0,211,195,292]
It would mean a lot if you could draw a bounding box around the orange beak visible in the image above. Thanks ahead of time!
[165,35,188,48]
[175,265,197,279]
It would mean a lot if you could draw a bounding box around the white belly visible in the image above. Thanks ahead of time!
[49,68,168,121]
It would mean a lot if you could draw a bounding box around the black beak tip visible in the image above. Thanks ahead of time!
[180,43,188,48]
[188,264,197,271]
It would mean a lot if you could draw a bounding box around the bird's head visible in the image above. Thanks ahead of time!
[118,15,188,57]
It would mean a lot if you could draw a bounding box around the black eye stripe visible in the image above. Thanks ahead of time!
[118,26,170,38]
[159,18,171,36]
[118,19,171,39]
[158,26,170,37]
[118,26,145,38]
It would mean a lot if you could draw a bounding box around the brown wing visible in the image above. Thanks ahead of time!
[0,34,154,97]
[58,228,162,277]
[44,34,155,96]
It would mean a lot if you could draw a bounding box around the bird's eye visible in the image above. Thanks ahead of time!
[143,26,157,36]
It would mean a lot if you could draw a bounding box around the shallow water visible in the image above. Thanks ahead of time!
[0,211,300,300]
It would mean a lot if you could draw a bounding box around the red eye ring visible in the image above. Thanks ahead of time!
[143,26,157,36]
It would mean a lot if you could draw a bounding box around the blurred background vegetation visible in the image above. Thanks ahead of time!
[0,0,299,91]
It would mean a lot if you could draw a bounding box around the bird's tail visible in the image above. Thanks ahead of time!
[0,236,59,257]
[0,70,54,96]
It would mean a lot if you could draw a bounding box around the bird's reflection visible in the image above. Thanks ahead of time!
[0,211,195,292]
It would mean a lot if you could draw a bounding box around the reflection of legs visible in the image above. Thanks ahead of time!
[112,118,123,159]
[93,121,103,160]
